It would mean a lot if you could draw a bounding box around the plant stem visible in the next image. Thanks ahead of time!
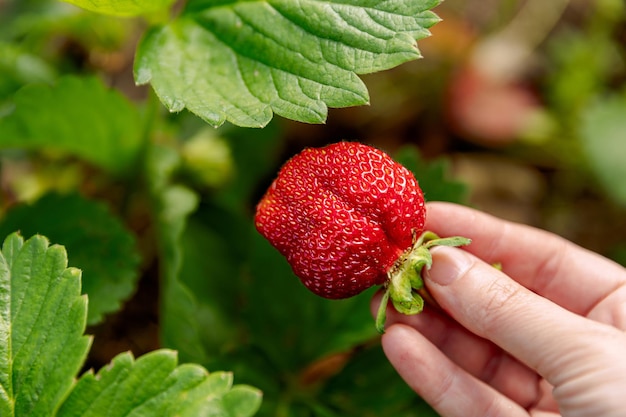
[375,289,391,334]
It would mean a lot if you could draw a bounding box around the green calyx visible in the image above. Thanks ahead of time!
[375,231,471,334]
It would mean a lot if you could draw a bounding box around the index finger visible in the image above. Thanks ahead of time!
[425,202,626,316]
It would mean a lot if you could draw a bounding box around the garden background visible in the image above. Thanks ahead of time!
[1,0,625,416]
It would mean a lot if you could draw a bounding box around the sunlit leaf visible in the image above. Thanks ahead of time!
[62,0,175,17]
[57,350,262,417]
[0,233,91,417]
[135,0,441,127]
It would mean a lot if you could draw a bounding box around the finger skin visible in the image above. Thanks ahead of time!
[381,324,531,417]
[425,247,595,378]
[371,292,542,408]
[424,202,626,319]
[377,204,626,416]
[425,246,626,413]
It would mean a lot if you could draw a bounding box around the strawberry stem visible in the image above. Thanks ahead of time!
[375,231,471,333]
[375,289,391,334]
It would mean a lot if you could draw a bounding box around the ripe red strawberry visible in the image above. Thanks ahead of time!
[255,142,470,332]
[255,142,426,299]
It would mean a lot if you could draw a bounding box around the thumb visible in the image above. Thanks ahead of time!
[423,246,613,382]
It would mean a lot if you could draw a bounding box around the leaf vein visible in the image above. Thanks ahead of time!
[203,8,366,102]
[229,8,325,70]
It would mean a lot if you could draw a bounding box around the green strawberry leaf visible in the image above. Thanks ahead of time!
[57,350,262,417]
[175,215,241,357]
[322,344,438,417]
[0,42,55,101]
[0,193,141,325]
[155,191,379,417]
[134,0,441,127]
[0,231,261,417]
[578,93,626,206]
[215,122,285,209]
[0,76,143,175]
[0,233,91,417]
[394,145,469,204]
[61,0,176,16]
[151,123,285,365]
[144,144,209,363]
[245,231,376,371]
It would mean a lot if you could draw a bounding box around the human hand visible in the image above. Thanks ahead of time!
[372,202,626,417]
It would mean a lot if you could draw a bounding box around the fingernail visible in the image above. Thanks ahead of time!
[425,246,474,286]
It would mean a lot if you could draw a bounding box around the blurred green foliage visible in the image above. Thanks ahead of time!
[0,192,141,325]
[0,76,144,174]
[0,233,262,417]
[1,0,626,416]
